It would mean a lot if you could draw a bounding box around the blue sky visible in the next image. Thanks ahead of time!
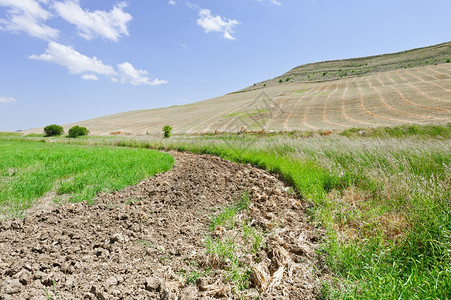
[0,0,450,131]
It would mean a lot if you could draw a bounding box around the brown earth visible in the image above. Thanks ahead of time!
[0,152,320,299]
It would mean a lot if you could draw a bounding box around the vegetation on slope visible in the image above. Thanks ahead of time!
[340,123,451,139]
[244,41,451,91]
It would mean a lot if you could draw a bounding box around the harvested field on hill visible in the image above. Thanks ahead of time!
[248,41,451,89]
[24,64,451,136]
[0,152,320,299]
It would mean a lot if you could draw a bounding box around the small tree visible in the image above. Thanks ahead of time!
[44,124,64,137]
[162,125,172,138]
[68,126,89,138]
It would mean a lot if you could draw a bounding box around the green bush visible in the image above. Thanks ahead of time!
[163,125,172,138]
[44,124,64,137]
[68,126,89,138]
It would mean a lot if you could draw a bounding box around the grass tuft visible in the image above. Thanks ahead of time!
[208,192,250,231]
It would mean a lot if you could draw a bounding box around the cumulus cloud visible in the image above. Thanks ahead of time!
[0,95,17,103]
[29,42,117,79]
[116,62,168,86]
[168,0,176,6]
[0,0,59,40]
[53,0,132,42]
[2,2,165,87]
[29,42,166,86]
[197,9,239,40]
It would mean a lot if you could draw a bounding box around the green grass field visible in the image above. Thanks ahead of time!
[0,138,174,218]
[1,124,450,299]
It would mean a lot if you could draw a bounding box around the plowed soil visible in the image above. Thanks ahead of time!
[0,152,320,299]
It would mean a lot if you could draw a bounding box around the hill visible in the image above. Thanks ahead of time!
[24,42,451,136]
[242,41,451,91]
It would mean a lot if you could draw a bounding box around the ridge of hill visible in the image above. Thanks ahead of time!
[240,41,451,92]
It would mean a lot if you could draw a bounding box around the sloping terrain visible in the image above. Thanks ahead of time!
[0,152,319,299]
[244,41,451,90]
[23,43,451,136]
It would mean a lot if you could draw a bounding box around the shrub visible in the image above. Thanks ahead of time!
[279,79,283,83]
[163,125,172,138]
[44,124,64,137]
[68,126,89,138]
[447,58,450,63]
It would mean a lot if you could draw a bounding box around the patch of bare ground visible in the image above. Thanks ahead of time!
[0,152,320,299]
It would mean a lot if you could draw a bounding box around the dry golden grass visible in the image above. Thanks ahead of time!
[328,187,409,244]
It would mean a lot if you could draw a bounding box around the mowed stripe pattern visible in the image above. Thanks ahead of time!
[26,64,451,135]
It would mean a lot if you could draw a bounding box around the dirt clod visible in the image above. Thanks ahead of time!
[0,151,320,299]
[145,277,162,292]
[2,279,22,295]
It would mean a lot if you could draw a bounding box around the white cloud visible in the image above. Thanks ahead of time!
[0,0,59,40]
[168,0,176,6]
[116,62,168,86]
[29,42,166,86]
[197,9,239,40]
[81,74,98,81]
[29,42,117,79]
[0,95,17,103]
[53,0,132,42]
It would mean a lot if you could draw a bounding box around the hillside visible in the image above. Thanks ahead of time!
[24,43,451,136]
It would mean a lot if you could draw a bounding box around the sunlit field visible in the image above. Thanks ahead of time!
[1,123,450,298]
[0,138,174,218]
[43,125,450,299]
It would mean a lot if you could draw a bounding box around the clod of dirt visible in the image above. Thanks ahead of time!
[0,151,321,299]
[145,277,162,292]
